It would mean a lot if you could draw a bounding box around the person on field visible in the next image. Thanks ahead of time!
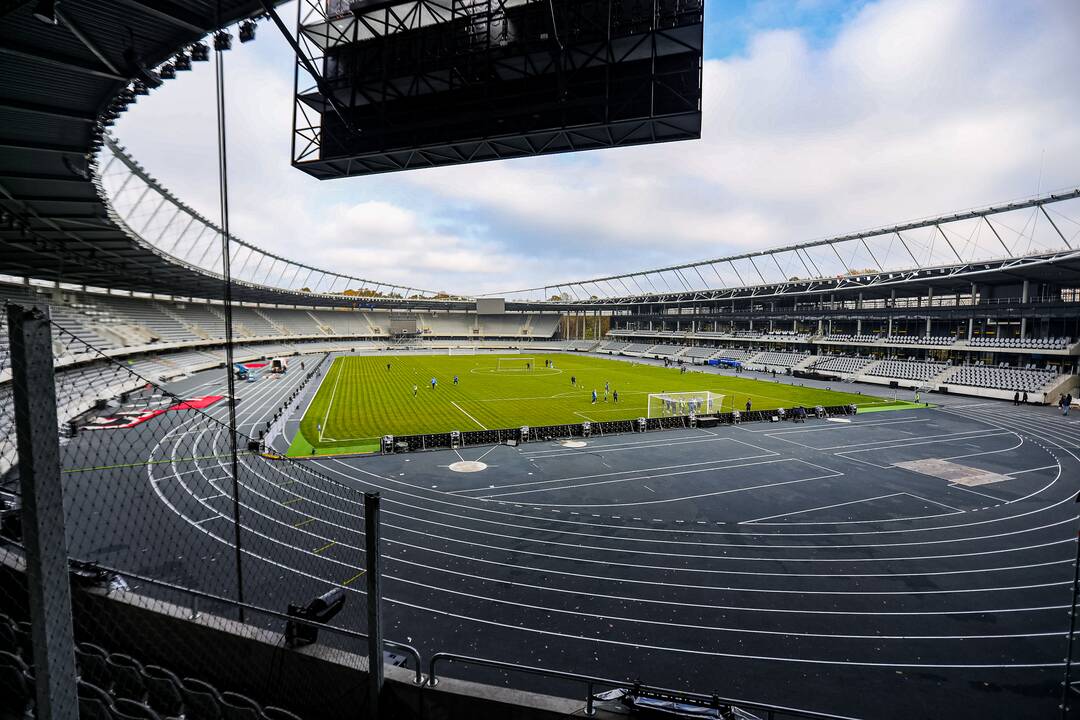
[613,390,619,403]
[387,363,391,371]
[745,399,752,414]
[453,375,459,385]
[914,390,921,405]
[1013,390,1020,406]
[571,375,576,386]
[605,381,610,393]
[431,377,437,390]
[412,385,417,397]
[1023,391,1028,405]
[592,389,597,404]
[1066,394,1073,417]
[604,389,609,402]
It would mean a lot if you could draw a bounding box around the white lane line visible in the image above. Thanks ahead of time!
[139,469,1078,668]
[1008,465,1060,476]
[452,452,777,495]
[478,457,798,500]
[901,492,962,512]
[949,484,1007,502]
[487,467,844,509]
[742,493,905,524]
[475,445,500,462]
[451,401,487,430]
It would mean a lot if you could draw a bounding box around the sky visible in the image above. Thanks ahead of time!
[112,0,1080,296]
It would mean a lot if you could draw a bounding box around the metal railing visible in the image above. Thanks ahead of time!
[69,558,425,686]
[427,652,860,720]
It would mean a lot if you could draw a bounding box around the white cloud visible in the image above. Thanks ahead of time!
[111,0,1080,296]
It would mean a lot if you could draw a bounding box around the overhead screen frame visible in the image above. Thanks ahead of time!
[290,0,704,179]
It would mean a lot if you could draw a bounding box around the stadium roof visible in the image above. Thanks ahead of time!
[0,1,286,299]
[0,0,456,308]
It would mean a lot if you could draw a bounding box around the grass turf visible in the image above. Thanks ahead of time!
[287,353,890,456]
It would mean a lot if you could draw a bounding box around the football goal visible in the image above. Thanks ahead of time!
[496,357,534,371]
[647,391,723,418]
[448,346,477,355]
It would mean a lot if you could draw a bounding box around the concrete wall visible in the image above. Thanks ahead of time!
[0,556,590,720]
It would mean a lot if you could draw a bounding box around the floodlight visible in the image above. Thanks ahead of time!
[159,63,176,80]
[239,20,257,43]
[123,46,162,89]
[213,31,232,51]
[133,81,149,96]
[190,42,210,61]
[285,587,346,648]
[173,52,192,71]
[32,0,57,24]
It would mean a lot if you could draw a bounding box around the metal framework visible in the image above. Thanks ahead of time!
[289,0,704,179]
[489,188,1080,304]
[97,135,446,299]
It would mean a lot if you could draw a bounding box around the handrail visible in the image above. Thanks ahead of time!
[427,652,860,720]
[71,559,425,685]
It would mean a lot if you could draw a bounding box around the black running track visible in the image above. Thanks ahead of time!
[60,359,1080,719]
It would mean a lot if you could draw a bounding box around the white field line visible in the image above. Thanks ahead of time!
[318,358,345,443]
[451,401,487,430]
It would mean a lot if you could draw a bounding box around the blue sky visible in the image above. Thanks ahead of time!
[113,0,1080,296]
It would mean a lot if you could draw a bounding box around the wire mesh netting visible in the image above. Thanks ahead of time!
[0,301,403,719]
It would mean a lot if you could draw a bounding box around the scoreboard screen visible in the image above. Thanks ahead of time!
[292,0,704,179]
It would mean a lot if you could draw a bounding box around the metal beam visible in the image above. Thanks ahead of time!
[0,138,89,154]
[55,6,123,77]
[109,0,213,34]
[0,98,96,122]
[0,42,127,81]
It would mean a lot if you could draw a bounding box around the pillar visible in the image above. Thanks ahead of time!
[8,305,79,720]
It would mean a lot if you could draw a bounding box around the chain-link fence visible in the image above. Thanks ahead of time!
[0,302,418,720]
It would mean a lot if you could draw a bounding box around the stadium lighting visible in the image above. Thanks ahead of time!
[158,63,176,80]
[213,31,232,51]
[133,81,149,96]
[239,20,256,43]
[285,588,346,648]
[173,52,191,71]
[32,0,57,24]
[190,41,209,61]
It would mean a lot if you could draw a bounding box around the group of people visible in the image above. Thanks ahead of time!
[591,380,618,404]
[1012,390,1029,406]
[1061,393,1073,416]
[410,374,460,396]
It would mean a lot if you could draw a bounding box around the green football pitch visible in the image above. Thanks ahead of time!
[286,353,891,456]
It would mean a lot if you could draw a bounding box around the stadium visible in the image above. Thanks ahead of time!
[1,2,1079,720]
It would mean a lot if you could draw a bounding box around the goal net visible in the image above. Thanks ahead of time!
[448,346,476,355]
[647,391,723,418]
[496,357,534,371]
